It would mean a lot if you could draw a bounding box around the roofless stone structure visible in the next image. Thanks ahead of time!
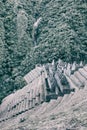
[0,60,87,124]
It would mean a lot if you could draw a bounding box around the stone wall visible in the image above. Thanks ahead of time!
[0,60,87,123]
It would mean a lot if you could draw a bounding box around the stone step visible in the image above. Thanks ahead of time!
[83,65,87,72]
[0,110,8,121]
[66,75,78,91]
[41,93,74,120]
[26,104,42,117]
[49,94,70,114]
[11,105,18,116]
[32,102,48,116]
[24,66,41,84]
[74,71,86,84]
[38,99,57,115]
[78,68,87,80]
[62,89,87,111]
[54,92,76,112]
[41,97,63,118]
[70,75,84,88]
[18,101,24,114]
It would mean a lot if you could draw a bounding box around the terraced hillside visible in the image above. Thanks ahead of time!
[0,0,87,104]
[0,61,87,130]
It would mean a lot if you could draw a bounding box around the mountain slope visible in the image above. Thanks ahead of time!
[0,0,87,103]
[0,64,87,130]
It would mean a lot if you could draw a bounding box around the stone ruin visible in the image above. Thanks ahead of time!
[0,59,87,124]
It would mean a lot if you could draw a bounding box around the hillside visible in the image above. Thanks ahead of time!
[0,63,87,130]
[0,0,87,103]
